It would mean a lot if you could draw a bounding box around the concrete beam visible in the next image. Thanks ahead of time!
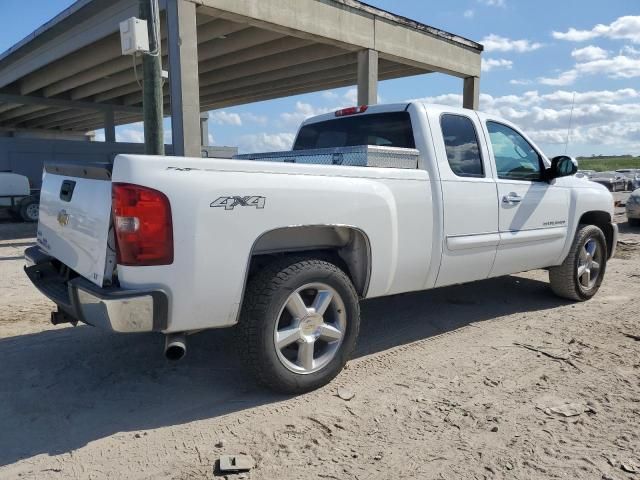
[374,17,481,78]
[199,44,349,91]
[4,106,69,126]
[202,65,422,111]
[0,93,142,114]
[42,17,227,99]
[20,35,123,95]
[357,49,378,105]
[0,0,139,89]
[199,36,311,75]
[195,0,373,52]
[167,0,202,157]
[197,28,284,63]
[28,109,108,129]
[200,61,410,106]
[193,0,481,77]
[0,103,22,115]
[0,104,49,123]
[463,76,480,110]
[100,31,301,105]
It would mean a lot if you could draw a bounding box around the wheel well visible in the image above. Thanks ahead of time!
[248,226,371,297]
[579,211,614,257]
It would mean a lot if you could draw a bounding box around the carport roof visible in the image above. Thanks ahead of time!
[0,0,483,133]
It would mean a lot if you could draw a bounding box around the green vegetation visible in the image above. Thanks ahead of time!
[576,155,640,172]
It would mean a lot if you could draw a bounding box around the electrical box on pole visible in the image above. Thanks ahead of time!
[117,1,165,156]
[119,18,150,56]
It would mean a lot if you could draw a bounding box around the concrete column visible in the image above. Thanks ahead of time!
[357,49,378,105]
[463,76,480,110]
[200,112,210,147]
[167,0,201,157]
[104,109,116,143]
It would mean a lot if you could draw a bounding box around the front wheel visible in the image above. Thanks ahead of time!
[238,257,360,394]
[549,224,607,301]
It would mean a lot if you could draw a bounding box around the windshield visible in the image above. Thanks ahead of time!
[293,112,415,150]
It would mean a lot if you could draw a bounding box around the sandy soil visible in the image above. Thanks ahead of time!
[0,201,638,480]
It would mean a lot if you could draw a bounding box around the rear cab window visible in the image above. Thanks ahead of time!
[440,114,484,178]
[293,112,415,150]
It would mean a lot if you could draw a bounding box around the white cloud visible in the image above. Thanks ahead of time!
[539,50,640,85]
[280,101,332,126]
[343,88,359,105]
[322,91,339,100]
[240,112,268,125]
[481,58,513,72]
[553,16,640,44]
[478,0,506,7]
[481,34,543,53]
[539,69,578,86]
[510,79,533,85]
[463,9,475,18]
[571,45,608,62]
[211,111,242,126]
[238,132,296,153]
[411,88,640,153]
[117,124,145,143]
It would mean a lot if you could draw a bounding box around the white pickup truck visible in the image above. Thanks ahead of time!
[25,103,617,393]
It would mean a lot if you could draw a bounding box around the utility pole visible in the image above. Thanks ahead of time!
[139,0,164,155]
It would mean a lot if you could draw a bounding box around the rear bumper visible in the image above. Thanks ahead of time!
[24,246,168,333]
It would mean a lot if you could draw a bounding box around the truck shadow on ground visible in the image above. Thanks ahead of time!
[0,273,568,466]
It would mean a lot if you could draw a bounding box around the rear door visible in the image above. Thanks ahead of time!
[37,164,113,287]
[426,106,500,288]
[480,118,570,277]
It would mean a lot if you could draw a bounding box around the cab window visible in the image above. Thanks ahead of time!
[487,121,542,181]
[440,114,484,178]
[293,112,415,150]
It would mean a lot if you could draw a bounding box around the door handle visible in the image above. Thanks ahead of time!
[502,193,522,205]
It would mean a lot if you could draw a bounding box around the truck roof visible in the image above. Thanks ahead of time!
[301,102,475,126]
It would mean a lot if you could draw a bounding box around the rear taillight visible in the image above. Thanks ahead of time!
[335,105,368,117]
[112,183,173,266]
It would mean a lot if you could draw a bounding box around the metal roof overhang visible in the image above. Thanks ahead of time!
[0,0,482,133]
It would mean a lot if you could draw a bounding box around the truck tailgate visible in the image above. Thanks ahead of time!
[37,164,112,287]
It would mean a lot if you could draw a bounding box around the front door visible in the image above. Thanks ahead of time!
[482,120,570,277]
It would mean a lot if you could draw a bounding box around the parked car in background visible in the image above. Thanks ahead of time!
[615,169,640,191]
[589,171,627,192]
[0,172,40,222]
[627,188,640,227]
[576,169,596,179]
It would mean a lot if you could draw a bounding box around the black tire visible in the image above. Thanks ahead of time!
[629,218,640,227]
[549,224,607,301]
[238,256,360,394]
[19,198,39,223]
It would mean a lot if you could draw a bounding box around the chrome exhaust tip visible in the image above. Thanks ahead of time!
[164,333,187,361]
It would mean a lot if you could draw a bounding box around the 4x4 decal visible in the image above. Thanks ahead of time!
[210,196,266,211]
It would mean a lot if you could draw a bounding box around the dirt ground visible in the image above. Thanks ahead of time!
[0,197,638,480]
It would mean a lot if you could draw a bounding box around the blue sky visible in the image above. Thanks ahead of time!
[1,0,639,156]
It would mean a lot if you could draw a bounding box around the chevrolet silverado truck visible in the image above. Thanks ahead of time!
[25,103,618,394]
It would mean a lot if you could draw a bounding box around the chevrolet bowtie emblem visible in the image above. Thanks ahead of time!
[57,210,70,227]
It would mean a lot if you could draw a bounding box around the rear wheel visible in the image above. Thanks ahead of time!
[549,224,607,301]
[19,198,39,223]
[629,218,640,227]
[239,257,360,394]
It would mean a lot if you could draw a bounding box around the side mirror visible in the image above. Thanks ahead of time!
[548,155,578,180]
